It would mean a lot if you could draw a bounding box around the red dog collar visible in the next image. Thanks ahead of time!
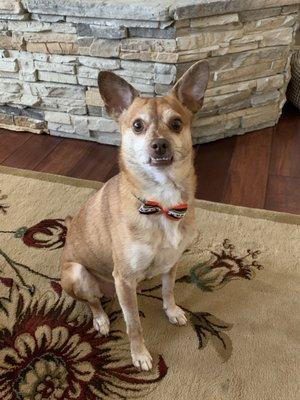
[135,196,188,221]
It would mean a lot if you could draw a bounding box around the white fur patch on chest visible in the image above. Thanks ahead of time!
[158,216,183,249]
[129,242,155,273]
[127,217,184,280]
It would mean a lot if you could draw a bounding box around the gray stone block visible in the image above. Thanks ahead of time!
[0,91,21,103]
[251,90,280,106]
[0,104,23,116]
[39,97,86,114]
[154,63,176,74]
[0,58,18,72]
[18,94,41,107]
[45,110,71,124]
[115,75,152,86]
[48,122,75,133]
[129,27,175,39]
[87,105,102,116]
[155,83,172,95]
[0,80,21,93]
[78,56,120,70]
[88,116,118,132]
[154,73,176,84]
[67,16,160,28]
[0,14,29,21]
[51,22,77,34]
[31,13,65,22]
[89,39,120,57]
[132,82,155,93]
[18,58,35,74]
[77,36,94,47]
[29,82,85,98]
[120,60,155,72]
[0,70,20,79]
[21,71,38,82]
[0,104,44,120]
[171,1,300,20]
[77,76,97,87]
[240,7,282,22]
[121,38,176,53]
[77,24,127,39]
[71,115,90,135]
[116,69,153,80]
[76,24,92,37]
[0,0,23,14]
[91,25,127,39]
[90,131,121,146]
[77,66,100,80]
[8,21,52,32]
[49,130,90,140]
[35,61,76,74]
[38,70,77,84]
[33,53,48,62]
[49,55,77,63]
[208,47,289,72]
[22,107,45,120]
[23,0,171,21]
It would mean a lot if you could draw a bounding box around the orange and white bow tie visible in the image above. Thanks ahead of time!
[136,197,188,221]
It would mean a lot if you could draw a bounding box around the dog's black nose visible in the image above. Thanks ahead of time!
[150,138,170,157]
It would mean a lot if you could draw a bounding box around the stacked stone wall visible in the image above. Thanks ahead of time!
[0,0,299,144]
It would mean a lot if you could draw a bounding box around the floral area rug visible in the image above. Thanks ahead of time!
[0,165,299,400]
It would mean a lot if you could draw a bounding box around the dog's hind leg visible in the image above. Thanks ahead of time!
[61,262,110,335]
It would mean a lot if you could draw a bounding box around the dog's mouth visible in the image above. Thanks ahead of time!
[149,155,173,167]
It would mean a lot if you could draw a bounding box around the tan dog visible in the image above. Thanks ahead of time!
[60,60,209,371]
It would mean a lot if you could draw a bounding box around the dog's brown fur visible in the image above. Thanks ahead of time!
[60,60,209,371]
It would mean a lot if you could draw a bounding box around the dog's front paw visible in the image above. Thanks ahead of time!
[132,348,153,371]
[164,305,188,326]
[93,313,110,336]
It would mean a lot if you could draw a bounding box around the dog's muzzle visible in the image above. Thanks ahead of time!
[149,138,173,166]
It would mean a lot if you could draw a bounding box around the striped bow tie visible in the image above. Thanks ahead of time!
[136,197,188,221]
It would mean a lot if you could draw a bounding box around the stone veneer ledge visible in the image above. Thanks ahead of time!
[0,0,299,145]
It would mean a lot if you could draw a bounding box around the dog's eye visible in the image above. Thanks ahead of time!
[170,118,183,133]
[132,119,144,133]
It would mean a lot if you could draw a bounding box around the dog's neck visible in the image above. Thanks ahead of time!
[120,153,195,207]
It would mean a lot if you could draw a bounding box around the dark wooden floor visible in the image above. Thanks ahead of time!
[0,102,299,214]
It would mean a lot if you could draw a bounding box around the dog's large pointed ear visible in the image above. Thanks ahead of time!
[98,71,139,119]
[171,60,209,114]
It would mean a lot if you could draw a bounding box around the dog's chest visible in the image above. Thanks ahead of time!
[128,216,187,281]
[127,180,192,280]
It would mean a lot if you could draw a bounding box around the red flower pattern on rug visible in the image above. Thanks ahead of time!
[21,219,67,249]
[0,283,167,400]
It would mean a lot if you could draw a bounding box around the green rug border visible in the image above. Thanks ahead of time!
[1,165,300,226]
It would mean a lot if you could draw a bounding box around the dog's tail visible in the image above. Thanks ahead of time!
[65,215,73,229]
